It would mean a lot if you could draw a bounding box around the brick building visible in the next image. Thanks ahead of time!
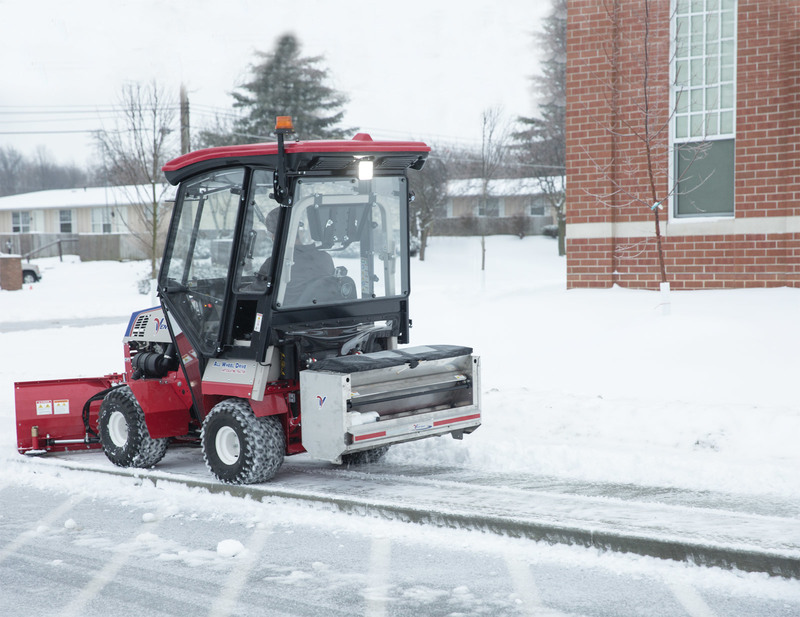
[566,0,800,289]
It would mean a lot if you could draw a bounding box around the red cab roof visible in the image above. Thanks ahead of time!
[162,133,430,184]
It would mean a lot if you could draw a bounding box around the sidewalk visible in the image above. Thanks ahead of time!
[14,451,800,579]
[273,463,800,579]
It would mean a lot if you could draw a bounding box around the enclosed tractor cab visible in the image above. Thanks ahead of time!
[15,118,481,484]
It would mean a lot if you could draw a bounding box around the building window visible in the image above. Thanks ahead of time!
[11,211,31,233]
[91,207,115,233]
[672,0,736,217]
[528,196,548,217]
[477,197,500,217]
[59,209,73,233]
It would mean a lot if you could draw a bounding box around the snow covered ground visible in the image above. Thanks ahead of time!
[2,237,800,615]
[1,236,799,498]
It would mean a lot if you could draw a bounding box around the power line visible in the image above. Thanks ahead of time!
[0,129,100,135]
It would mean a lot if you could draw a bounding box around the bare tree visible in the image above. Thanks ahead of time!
[580,0,708,287]
[0,146,25,196]
[0,146,89,196]
[95,81,177,279]
[408,152,449,261]
[539,173,567,254]
[477,107,512,270]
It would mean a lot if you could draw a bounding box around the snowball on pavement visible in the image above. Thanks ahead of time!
[217,539,245,557]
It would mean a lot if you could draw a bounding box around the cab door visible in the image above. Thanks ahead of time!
[159,167,246,362]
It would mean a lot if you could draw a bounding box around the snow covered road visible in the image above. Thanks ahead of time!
[8,448,800,579]
[2,468,799,617]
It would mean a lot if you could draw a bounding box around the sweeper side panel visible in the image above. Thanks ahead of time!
[15,374,125,454]
[300,345,481,463]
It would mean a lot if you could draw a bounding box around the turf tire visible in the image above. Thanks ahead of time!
[201,399,285,484]
[98,386,169,468]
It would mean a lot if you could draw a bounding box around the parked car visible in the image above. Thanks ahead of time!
[22,263,41,284]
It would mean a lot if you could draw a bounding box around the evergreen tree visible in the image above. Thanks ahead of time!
[515,0,566,172]
[514,0,567,254]
[201,34,353,146]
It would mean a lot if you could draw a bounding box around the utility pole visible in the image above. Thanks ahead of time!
[180,84,191,155]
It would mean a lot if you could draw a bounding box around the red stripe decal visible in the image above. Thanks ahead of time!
[353,431,387,442]
[433,413,481,427]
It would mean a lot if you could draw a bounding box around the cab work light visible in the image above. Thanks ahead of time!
[358,160,374,181]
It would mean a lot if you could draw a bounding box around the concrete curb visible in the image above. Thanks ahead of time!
[47,460,800,579]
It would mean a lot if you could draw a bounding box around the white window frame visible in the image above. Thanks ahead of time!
[476,197,501,218]
[669,0,737,219]
[11,211,31,233]
[528,195,548,217]
[59,209,73,233]
[91,206,117,233]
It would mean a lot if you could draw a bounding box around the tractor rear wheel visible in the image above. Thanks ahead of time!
[201,399,285,484]
[98,386,169,468]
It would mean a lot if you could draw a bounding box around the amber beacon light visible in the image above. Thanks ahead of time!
[275,116,294,131]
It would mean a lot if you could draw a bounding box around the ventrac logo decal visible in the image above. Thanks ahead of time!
[153,317,169,331]
[317,395,327,408]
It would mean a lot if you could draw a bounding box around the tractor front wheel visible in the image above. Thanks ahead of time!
[201,399,285,484]
[98,386,168,468]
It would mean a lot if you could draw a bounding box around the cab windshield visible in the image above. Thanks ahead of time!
[276,176,408,308]
[233,174,409,309]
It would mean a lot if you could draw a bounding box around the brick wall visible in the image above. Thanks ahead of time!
[566,0,800,289]
[736,1,800,220]
[566,0,617,228]
[0,255,22,291]
[570,233,800,289]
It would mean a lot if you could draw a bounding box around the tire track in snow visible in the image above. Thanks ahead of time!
[207,524,273,617]
[666,577,718,617]
[504,554,572,617]
[57,517,164,617]
[0,494,86,566]
[365,535,392,617]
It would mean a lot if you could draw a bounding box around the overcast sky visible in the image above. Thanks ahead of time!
[0,0,549,167]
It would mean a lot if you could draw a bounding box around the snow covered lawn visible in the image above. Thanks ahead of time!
[1,237,798,498]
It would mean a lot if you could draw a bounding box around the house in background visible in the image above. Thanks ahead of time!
[434,177,563,237]
[566,0,799,289]
[0,185,170,261]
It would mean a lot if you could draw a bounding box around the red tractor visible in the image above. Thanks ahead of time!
[15,118,481,484]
